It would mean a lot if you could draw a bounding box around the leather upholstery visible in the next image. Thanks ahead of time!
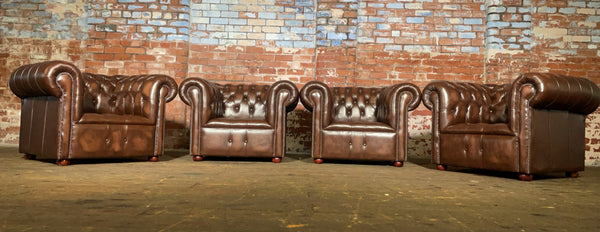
[179,78,299,160]
[9,60,178,163]
[300,81,421,164]
[423,73,600,178]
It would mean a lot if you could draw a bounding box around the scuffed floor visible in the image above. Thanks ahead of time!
[0,146,598,231]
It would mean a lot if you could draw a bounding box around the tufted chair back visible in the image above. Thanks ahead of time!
[82,73,154,118]
[330,87,383,123]
[212,84,270,120]
[439,82,511,126]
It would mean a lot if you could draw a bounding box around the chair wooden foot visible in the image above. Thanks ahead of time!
[566,171,579,178]
[518,173,533,181]
[272,157,282,163]
[436,164,447,171]
[56,159,70,166]
[393,161,404,167]
[314,158,323,164]
[193,155,203,161]
[148,156,159,162]
[23,154,36,160]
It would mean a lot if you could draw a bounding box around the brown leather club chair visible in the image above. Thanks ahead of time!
[9,61,178,165]
[300,81,421,166]
[179,78,299,163]
[422,73,600,180]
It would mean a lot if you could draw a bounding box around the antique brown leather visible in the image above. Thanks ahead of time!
[9,60,178,164]
[300,81,421,165]
[179,78,299,161]
[422,73,600,179]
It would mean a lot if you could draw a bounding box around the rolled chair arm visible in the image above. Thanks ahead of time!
[422,81,457,130]
[139,74,178,103]
[267,80,299,111]
[300,81,333,127]
[9,60,82,99]
[179,78,223,125]
[376,83,421,128]
[10,60,85,121]
[422,81,451,111]
[265,80,298,158]
[511,73,600,115]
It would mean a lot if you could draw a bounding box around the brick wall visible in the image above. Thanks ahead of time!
[1,0,600,165]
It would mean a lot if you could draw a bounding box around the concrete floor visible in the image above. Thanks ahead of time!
[0,145,599,231]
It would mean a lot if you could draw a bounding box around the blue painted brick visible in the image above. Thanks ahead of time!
[170,21,189,27]
[461,47,479,53]
[148,20,167,26]
[200,38,219,44]
[431,32,448,38]
[118,0,135,3]
[259,12,277,19]
[317,40,329,46]
[294,41,314,49]
[537,7,557,13]
[128,5,144,10]
[486,36,504,43]
[587,16,600,23]
[88,17,106,24]
[386,3,403,9]
[286,20,303,26]
[128,19,146,25]
[296,0,312,7]
[159,27,177,33]
[369,17,386,23]
[511,22,531,28]
[384,45,402,51]
[487,21,510,28]
[558,7,576,14]
[279,13,296,20]
[168,35,188,41]
[458,32,476,39]
[292,27,310,34]
[377,24,391,30]
[348,33,356,40]
[276,41,294,47]
[488,6,506,13]
[415,10,432,16]
[327,33,347,40]
[230,19,247,25]
[454,25,471,31]
[406,17,424,24]
[519,37,531,43]
[464,18,483,25]
[140,26,155,33]
[317,11,331,17]
[211,18,228,24]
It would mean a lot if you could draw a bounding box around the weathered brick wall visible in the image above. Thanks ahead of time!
[1,0,600,165]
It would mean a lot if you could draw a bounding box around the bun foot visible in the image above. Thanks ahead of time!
[314,158,323,164]
[56,160,70,166]
[23,154,36,160]
[272,157,282,163]
[193,155,203,161]
[566,172,579,178]
[436,164,447,171]
[393,161,404,167]
[518,173,533,181]
[148,156,159,162]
